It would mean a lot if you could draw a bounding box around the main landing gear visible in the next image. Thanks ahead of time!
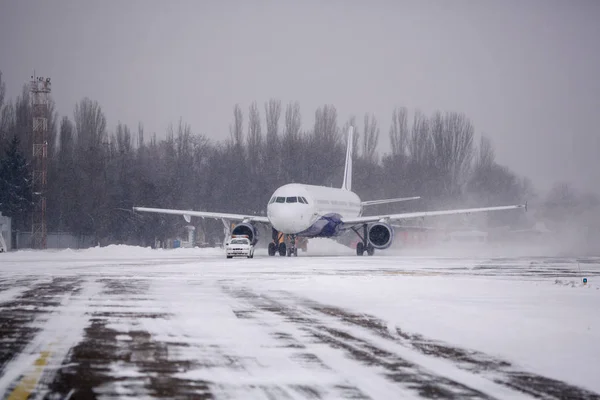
[353,224,375,256]
[267,241,279,256]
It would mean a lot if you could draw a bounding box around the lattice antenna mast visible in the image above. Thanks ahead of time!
[30,74,51,249]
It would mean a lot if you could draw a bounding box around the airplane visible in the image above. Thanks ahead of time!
[133,126,527,257]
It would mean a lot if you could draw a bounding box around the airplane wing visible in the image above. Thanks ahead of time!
[391,224,444,231]
[361,196,420,206]
[132,207,270,224]
[341,203,526,228]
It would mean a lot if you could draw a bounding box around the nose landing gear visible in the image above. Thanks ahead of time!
[268,229,299,257]
[286,235,298,257]
[269,228,283,256]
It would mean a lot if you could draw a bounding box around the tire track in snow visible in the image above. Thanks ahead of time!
[225,286,371,400]
[284,293,600,400]
[225,286,494,400]
[44,278,215,399]
[0,278,36,301]
[45,318,211,400]
[0,276,99,399]
[0,277,81,372]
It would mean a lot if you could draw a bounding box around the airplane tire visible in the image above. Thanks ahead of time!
[268,242,276,256]
[278,242,286,256]
[366,244,375,256]
[356,242,364,256]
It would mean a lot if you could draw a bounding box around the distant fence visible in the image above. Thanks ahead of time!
[13,231,96,250]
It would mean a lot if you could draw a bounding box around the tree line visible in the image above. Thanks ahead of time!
[3,70,593,248]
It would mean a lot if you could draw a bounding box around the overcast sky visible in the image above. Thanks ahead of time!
[1,0,598,194]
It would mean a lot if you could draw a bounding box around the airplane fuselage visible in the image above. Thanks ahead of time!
[267,183,362,237]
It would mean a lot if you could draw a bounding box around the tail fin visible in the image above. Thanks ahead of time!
[341,126,354,191]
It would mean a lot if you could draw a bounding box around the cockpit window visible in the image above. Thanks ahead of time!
[273,196,308,204]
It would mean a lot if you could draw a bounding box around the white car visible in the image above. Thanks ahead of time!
[225,236,255,259]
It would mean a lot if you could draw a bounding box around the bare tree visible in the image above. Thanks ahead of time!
[449,113,474,179]
[246,101,264,210]
[71,98,108,236]
[264,99,282,184]
[0,71,5,117]
[58,116,75,160]
[137,122,145,148]
[429,112,474,197]
[389,107,409,157]
[430,111,447,172]
[281,101,303,182]
[466,135,496,204]
[446,112,474,193]
[45,99,58,160]
[0,72,14,152]
[247,101,262,157]
[284,101,302,141]
[74,97,107,150]
[313,104,339,143]
[0,72,15,155]
[409,110,432,166]
[229,104,243,146]
[0,103,13,145]
[475,135,495,170]
[13,87,32,158]
[362,113,379,163]
[265,98,281,147]
[114,122,133,155]
[0,71,6,141]
[52,116,76,231]
[467,135,528,221]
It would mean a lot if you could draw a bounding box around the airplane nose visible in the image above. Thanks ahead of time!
[268,206,310,234]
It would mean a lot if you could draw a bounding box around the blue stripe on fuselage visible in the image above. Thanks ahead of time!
[298,213,343,238]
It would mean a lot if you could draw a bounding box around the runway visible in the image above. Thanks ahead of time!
[0,242,599,399]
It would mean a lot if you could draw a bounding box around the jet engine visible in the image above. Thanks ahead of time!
[368,222,394,249]
[231,222,259,245]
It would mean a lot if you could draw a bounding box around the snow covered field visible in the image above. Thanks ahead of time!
[0,240,599,399]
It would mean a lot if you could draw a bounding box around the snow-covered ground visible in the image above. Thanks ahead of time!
[0,240,599,399]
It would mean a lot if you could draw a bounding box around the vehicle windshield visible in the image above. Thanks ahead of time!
[230,239,248,244]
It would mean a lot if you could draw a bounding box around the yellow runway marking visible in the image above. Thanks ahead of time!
[7,350,51,400]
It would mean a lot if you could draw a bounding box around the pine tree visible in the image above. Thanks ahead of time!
[0,135,32,229]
